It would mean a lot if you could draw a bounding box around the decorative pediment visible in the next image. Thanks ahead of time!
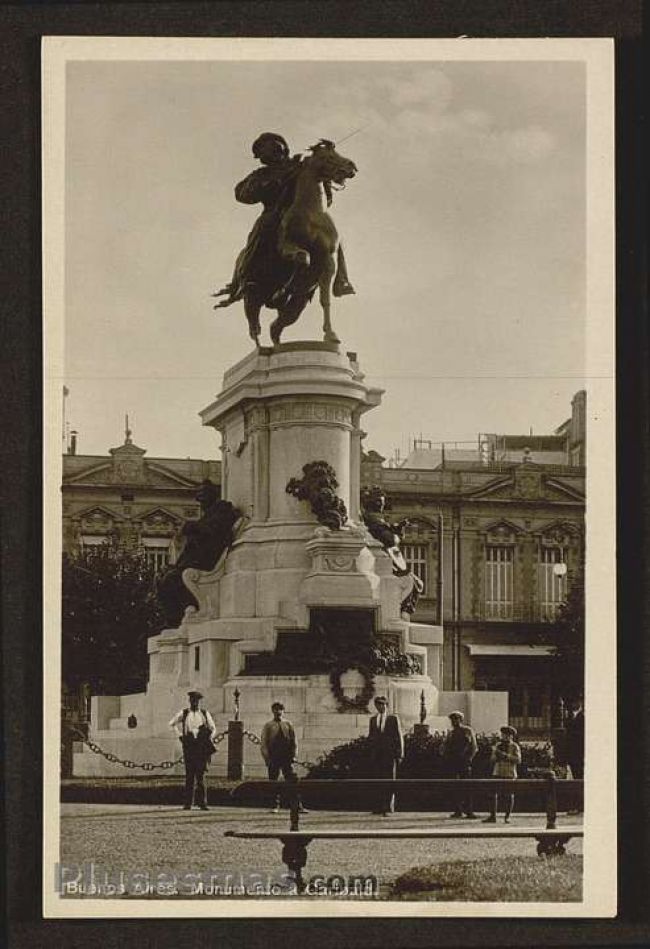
[544,478,585,502]
[537,520,582,547]
[513,466,543,500]
[64,459,201,490]
[109,443,147,484]
[483,518,524,544]
[464,470,585,504]
[76,506,123,532]
[137,507,183,536]
[145,463,200,489]
[401,514,440,539]
[63,462,113,486]
[464,477,513,500]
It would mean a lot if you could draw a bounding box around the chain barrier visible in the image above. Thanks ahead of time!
[69,722,316,773]
[243,728,316,771]
[66,725,229,772]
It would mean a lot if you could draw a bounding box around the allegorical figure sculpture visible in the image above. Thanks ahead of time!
[157,480,241,627]
[286,460,348,530]
[360,484,423,615]
[213,132,356,347]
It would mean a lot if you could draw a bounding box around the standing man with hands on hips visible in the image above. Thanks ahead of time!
[169,690,217,811]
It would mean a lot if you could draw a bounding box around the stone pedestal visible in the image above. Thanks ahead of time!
[73,342,507,777]
[200,341,381,524]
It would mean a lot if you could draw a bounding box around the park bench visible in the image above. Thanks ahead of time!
[225,776,584,891]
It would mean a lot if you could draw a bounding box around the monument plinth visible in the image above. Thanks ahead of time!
[200,342,380,523]
[74,342,505,778]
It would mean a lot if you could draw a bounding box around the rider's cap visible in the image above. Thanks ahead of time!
[188,690,203,699]
[252,132,289,159]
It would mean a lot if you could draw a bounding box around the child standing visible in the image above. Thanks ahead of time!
[483,725,522,823]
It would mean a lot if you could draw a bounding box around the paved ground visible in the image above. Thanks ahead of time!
[57,804,583,901]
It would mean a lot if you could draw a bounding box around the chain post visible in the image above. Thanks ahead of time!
[227,719,244,781]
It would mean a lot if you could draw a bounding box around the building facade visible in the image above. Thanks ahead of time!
[62,430,221,571]
[62,394,585,738]
[361,391,586,736]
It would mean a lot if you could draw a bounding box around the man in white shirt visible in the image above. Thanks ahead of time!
[169,690,217,810]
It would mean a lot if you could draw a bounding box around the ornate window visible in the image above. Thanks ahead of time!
[402,543,428,595]
[476,680,548,732]
[80,534,109,551]
[485,545,514,619]
[509,684,547,732]
[142,538,171,574]
[537,545,567,620]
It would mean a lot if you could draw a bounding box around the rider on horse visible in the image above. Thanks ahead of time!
[214,132,355,308]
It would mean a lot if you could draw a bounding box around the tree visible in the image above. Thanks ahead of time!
[62,539,165,694]
[549,566,585,704]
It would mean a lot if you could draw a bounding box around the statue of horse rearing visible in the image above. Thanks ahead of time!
[215,140,357,346]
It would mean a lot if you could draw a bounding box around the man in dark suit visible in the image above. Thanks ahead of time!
[368,695,404,815]
[565,699,585,779]
[442,710,478,819]
[565,698,584,814]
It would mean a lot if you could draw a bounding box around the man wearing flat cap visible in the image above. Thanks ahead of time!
[169,690,217,810]
[260,702,307,813]
[442,710,478,819]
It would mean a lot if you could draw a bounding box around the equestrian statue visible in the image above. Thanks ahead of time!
[213,132,357,346]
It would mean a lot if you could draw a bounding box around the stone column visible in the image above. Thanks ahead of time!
[200,342,383,525]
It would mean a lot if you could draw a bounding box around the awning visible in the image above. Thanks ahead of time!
[466,644,555,657]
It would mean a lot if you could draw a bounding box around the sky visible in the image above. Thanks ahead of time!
[63,54,587,462]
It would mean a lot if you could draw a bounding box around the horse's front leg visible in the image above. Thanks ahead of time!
[273,237,310,304]
[319,253,339,344]
[243,289,263,347]
[271,216,311,304]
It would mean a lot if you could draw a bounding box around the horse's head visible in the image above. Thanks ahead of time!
[307,139,357,185]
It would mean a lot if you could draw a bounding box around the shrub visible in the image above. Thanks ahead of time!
[307,735,375,779]
[303,728,559,811]
[307,728,555,780]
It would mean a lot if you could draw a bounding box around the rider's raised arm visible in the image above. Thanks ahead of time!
[235,161,300,206]
[234,168,268,204]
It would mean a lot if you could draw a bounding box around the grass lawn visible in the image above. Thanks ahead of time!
[391,854,582,902]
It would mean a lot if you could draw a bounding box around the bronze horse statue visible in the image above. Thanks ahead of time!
[215,140,357,346]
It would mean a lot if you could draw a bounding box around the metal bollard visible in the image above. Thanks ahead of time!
[289,779,300,831]
[545,771,558,829]
[227,719,244,781]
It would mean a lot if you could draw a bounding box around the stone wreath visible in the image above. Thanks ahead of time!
[329,663,376,713]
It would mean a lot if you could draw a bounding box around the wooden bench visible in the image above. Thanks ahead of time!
[225,777,584,891]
